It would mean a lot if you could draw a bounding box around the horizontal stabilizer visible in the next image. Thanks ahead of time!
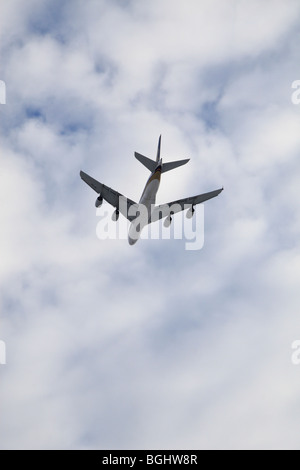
[161,159,190,173]
[134,152,156,173]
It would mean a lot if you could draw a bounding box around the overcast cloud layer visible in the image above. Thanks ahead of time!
[1,0,300,450]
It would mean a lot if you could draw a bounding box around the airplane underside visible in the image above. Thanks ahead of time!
[80,136,223,245]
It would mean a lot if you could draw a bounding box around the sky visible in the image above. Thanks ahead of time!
[1,0,300,450]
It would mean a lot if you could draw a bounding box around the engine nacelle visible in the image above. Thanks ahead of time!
[164,215,172,228]
[95,196,103,208]
[186,206,195,219]
[112,209,119,222]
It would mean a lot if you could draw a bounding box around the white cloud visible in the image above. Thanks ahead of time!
[1,0,300,451]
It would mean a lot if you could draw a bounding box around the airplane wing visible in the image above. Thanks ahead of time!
[151,188,224,223]
[80,171,138,222]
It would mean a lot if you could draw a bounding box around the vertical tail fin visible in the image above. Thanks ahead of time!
[156,135,161,162]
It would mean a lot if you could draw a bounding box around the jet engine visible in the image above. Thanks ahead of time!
[164,215,172,228]
[95,196,103,208]
[186,206,195,219]
[112,209,120,221]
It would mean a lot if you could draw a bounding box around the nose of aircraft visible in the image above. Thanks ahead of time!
[128,236,138,246]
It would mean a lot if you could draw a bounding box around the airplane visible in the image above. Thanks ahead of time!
[80,135,223,245]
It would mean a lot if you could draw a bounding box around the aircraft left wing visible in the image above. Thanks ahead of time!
[151,188,224,223]
[80,171,138,222]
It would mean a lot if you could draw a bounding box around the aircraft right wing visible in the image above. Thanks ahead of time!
[151,188,224,223]
[80,171,138,222]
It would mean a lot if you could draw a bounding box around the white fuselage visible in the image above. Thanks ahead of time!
[128,163,162,245]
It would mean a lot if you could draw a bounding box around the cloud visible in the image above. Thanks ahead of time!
[1,0,300,450]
